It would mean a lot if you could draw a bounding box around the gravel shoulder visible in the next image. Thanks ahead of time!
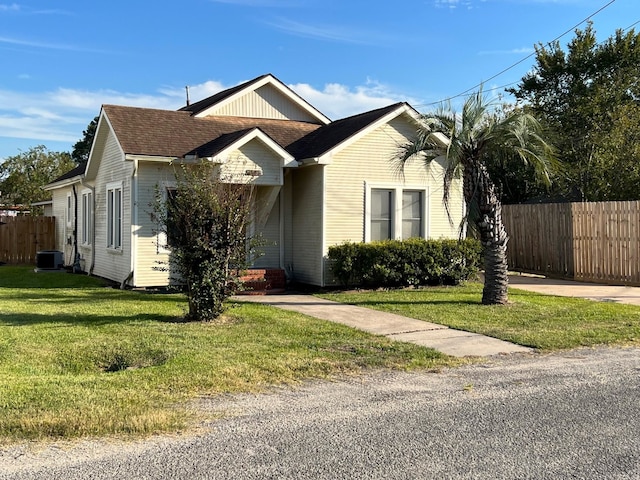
[2,346,639,479]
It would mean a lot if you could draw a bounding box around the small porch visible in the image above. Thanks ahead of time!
[238,268,287,295]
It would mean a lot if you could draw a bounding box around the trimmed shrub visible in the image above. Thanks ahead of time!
[328,238,482,288]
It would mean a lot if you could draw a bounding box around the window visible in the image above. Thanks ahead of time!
[81,190,92,245]
[165,187,178,248]
[371,189,393,241]
[402,190,423,239]
[66,193,73,227]
[366,184,427,241]
[106,182,122,249]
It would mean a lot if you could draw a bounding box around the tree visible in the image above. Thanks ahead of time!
[398,90,556,305]
[71,116,98,164]
[508,23,640,201]
[153,161,256,321]
[0,145,75,207]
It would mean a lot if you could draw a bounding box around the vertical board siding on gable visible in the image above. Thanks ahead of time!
[208,85,320,122]
[133,162,176,287]
[91,129,133,284]
[291,166,323,285]
[323,117,463,283]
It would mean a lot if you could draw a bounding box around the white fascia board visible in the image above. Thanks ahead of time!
[211,128,298,168]
[194,74,331,125]
[315,104,416,164]
[124,154,179,163]
[85,110,125,181]
[43,176,83,191]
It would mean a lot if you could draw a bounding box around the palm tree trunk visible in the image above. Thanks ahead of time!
[480,200,509,305]
[466,164,509,305]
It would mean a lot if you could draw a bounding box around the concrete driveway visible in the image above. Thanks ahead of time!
[508,274,640,306]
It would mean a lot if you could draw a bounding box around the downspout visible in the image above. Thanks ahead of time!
[79,177,96,275]
[72,185,80,272]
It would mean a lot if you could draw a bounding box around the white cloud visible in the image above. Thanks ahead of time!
[289,79,418,119]
[0,3,19,11]
[263,17,395,45]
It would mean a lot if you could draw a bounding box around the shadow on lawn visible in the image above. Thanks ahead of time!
[0,311,184,327]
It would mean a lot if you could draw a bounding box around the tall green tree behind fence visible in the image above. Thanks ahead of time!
[0,216,56,265]
[503,202,640,285]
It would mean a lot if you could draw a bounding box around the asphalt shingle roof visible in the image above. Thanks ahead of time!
[102,105,321,158]
[49,95,412,184]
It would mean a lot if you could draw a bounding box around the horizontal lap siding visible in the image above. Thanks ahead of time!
[291,166,323,285]
[208,85,320,122]
[134,162,176,287]
[92,130,133,284]
[324,116,462,248]
[221,141,282,186]
[253,190,280,268]
[50,188,75,264]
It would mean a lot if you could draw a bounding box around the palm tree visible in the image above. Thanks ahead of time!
[399,91,556,305]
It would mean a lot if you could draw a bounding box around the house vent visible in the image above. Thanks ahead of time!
[36,250,64,270]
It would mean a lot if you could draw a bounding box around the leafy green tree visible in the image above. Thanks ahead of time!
[0,145,75,207]
[398,90,556,305]
[508,23,640,201]
[71,116,98,164]
[153,161,256,321]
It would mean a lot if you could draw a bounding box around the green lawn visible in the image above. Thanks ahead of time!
[0,266,452,442]
[319,284,640,350]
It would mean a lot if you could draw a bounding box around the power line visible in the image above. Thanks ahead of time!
[417,0,619,108]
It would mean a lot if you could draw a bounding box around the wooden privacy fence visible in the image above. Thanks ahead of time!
[0,216,56,265]
[503,201,640,285]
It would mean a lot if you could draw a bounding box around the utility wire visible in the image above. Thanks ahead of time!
[418,0,619,108]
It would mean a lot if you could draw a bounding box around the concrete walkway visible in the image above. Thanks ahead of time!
[237,275,640,358]
[235,294,532,358]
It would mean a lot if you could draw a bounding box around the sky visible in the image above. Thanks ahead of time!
[0,0,638,161]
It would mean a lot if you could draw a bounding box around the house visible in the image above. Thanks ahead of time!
[44,74,464,288]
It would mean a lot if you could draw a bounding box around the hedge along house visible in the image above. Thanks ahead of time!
[44,74,464,288]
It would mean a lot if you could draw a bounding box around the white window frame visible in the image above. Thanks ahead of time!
[365,183,429,242]
[81,189,92,245]
[106,181,123,250]
[66,192,73,227]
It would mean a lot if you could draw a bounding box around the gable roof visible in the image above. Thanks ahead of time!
[44,161,87,189]
[288,102,418,160]
[178,73,331,125]
[102,104,322,159]
[179,74,271,114]
[47,76,423,189]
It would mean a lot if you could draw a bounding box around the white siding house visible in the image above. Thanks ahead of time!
[45,74,464,288]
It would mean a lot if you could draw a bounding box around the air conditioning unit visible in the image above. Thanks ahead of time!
[36,250,64,270]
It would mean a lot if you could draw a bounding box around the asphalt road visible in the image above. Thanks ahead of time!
[2,347,639,479]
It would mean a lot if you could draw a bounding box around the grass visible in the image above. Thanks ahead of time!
[0,266,454,443]
[318,283,640,350]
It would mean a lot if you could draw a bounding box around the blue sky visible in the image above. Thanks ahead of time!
[0,0,637,160]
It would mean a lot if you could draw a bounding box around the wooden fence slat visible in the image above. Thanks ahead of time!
[0,216,56,265]
[503,201,640,286]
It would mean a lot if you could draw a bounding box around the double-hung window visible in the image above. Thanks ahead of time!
[106,182,122,249]
[66,193,73,227]
[366,184,427,241]
[81,190,92,245]
[370,189,393,241]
